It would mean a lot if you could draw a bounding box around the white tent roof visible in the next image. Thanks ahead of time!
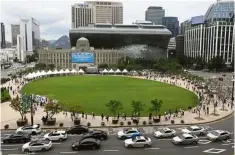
[122,69,128,73]
[47,70,53,75]
[108,69,114,73]
[64,69,71,73]
[59,69,65,74]
[25,73,32,79]
[131,70,137,73]
[41,70,46,75]
[102,69,108,73]
[52,70,59,74]
[34,71,42,77]
[78,69,84,73]
[71,69,77,73]
[115,69,121,73]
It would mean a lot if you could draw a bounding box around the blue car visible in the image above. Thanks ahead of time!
[117,128,141,140]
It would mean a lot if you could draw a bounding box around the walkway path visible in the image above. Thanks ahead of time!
[0,75,233,129]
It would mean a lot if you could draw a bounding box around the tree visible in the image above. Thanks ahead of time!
[149,99,163,116]
[98,64,108,69]
[10,95,29,120]
[207,56,225,71]
[47,64,55,70]
[1,87,10,102]
[35,63,47,70]
[44,101,61,119]
[105,100,123,117]
[131,100,145,117]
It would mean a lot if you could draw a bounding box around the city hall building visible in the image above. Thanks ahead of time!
[38,37,124,70]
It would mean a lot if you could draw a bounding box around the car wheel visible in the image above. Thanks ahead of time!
[32,131,36,135]
[45,138,50,141]
[73,146,79,151]
[24,149,29,152]
[144,144,150,148]
[225,136,229,140]
[92,145,96,150]
[3,140,8,144]
[121,136,126,140]
[192,141,197,145]
[199,132,204,136]
[127,145,132,148]
[41,148,46,152]
[59,138,63,142]
[159,136,163,139]
[178,142,182,145]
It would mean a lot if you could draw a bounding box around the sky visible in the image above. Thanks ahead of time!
[1,0,215,41]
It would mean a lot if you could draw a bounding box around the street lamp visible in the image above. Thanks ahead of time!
[231,78,234,109]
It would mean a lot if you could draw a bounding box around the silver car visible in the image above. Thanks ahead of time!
[181,126,206,136]
[124,136,152,148]
[154,127,176,138]
[172,134,198,145]
[207,130,231,141]
[22,139,52,152]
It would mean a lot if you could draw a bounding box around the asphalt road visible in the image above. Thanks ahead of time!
[1,115,234,155]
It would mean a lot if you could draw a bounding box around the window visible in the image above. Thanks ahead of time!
[185,137,192,140]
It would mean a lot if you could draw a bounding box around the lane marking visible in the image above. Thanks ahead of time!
[8,153,35,155]
[203,148,226,154]
[60,152,78,154]
[52,143,62,144]
[1,148,18,151]
[198,140,212,144]
[156,139,172,141]
[184,146,199,149]
[145,148,160,150]
[103,150,119,152]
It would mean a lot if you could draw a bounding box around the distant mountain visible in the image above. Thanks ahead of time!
[50,35,71,49]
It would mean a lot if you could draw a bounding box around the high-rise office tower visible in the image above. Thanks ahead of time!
[162,17,179,37]
[11,24,20,47]
[85,1,123,24]
[71,3,95,28]
[145,6,165,25]
[17,35,25,62]
[19,18,40,52]
[1,22,6,48]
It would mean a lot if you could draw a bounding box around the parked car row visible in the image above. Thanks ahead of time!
[2,125,232,152]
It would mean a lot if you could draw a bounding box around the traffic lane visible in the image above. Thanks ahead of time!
[208,115,234,131]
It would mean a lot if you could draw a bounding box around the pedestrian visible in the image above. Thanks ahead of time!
[82,111,84,118]
[92,112,95,119]
[71,114,74,121]
[107,115,109,121]
[85,114,87,119]
[101,113,104,121]
[207,107,209,115]
[124,113,126,121]
[149,113,152,120]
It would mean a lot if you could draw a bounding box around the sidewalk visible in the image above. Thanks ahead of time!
[1,75,234,129]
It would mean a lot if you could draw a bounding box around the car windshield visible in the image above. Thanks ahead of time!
[179,135,185,139]
[187,127,193,131]
[210,131,220,136]
[159,129,167,133]
[132,137,137,141]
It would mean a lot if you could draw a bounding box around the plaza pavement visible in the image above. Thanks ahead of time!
[0,75,234,129]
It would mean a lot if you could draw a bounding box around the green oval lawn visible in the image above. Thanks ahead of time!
[22,76,198,116]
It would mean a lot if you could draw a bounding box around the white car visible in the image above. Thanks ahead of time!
[16,124,41,135]
[181,126,206,136]
[44,130,67,141]
[207,130,231,141]
[117,128,141,139]
[154,127,176,138]
[172,133,199,145]
[124,136,152,148]
[22,139,52,152]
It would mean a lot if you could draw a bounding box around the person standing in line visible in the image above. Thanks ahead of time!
[92,112,95,119]
[85,114,87,119]
[124,113,126,121]
[101,113,104,121]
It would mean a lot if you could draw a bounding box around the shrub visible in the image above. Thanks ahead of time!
[127,121,131,125]
[171,120,175,124]
[143,121,146,125]
[101,122,105,126]
[59,123,63,127]
[4,124,9,129]
[1,87,11,103]
[87,122,91,126]
[148,121,152,125]
[181,120,184,124]
[120,121,124,126]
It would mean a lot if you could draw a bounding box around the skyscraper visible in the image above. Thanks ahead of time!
[162,17,179,37]
[71,3,95,28]
[19,18,40,52]
[1,22,6,48]
[145,6,165,25]
[84,1,123,24]
[11,24,20,46]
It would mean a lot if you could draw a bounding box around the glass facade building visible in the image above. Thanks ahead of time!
[145,6,165,25]
[162,17,179,37]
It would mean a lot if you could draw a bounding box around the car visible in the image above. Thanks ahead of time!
[71,138,100,151]
[22,139,52,152]
[117,128,141,140]
[82,130,108,140]
[16,124,41,135]
[2,133,31,144]
[66,125,89,135]
[124,136,152,148]
[172,133,198,145]
[154,127,176,138]
[44,130,68,141]
[181,126,206,136]
[207,130,231,141]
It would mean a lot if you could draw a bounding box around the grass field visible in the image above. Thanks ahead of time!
[22,76,198,116]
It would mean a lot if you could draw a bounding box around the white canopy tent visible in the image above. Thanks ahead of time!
[71,69,77,73]
[25,73,32,79]
[122,69,128,73]
[102,69,108,74]
[34,71,42,78]
[115,69,121,74]
[78,69,85,74]
[40,70,46,76]
[46,70,53,75]
[59,69,65,74]
[64,69,71,74]
[52,70,59,75]
[108,69,114,74]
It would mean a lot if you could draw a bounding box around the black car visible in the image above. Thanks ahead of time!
[3,133,31,144]
[82,130,108,140]
[66,125,89,135]
[71,138,100,151]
